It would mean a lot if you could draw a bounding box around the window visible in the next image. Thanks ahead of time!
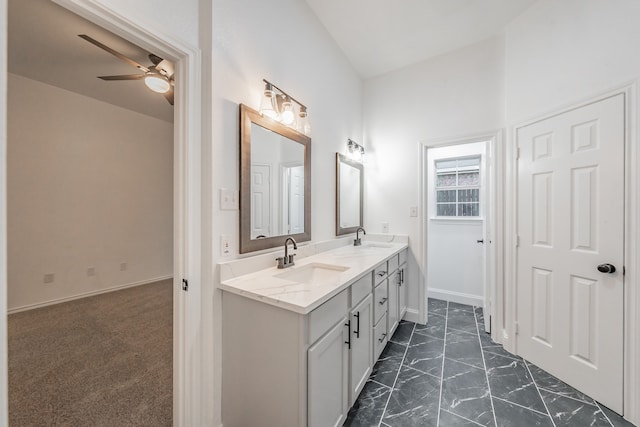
[435,156,480,217]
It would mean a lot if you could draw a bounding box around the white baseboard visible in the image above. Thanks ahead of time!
[428,287,483,307]
[403,308,421,324]
[8,275,173,314]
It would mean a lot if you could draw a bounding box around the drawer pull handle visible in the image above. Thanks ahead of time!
[379,297,388,305]
[378,333,387,343]
[377,271,387,277]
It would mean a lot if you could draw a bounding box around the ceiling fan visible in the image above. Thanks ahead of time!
[78,34,175,105]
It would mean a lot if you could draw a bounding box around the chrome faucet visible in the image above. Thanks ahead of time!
[276,237,298,269]
[354,227,366,246]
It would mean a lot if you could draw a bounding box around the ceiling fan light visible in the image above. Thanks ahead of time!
[144,74,171,93]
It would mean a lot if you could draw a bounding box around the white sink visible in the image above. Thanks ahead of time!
[362,243,392,249]
[275,262,350,284]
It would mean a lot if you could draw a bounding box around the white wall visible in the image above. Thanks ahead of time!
[363,36,505,313]
[7,73,173,311]
[212,0,363,257]
[505,0,640,123]
[426,142,485,306]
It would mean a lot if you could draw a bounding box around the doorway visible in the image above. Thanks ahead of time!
[7,0,174,423]
[1,0,203,424]
[420,133,499,332]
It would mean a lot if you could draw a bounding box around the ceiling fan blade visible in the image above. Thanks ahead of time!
[163,87,174,106]
[98,74,145,81]
[149,53,163,66]
[78,34,150,73]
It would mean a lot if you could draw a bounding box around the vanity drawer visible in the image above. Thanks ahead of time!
[374,313,388,360]
[399,249,408,266]
[309,289,348,344]
[388,254,399,274]
[374,280,388,324]
[374,262,388,285]
[351,273,373,306]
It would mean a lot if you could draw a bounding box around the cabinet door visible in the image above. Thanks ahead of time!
[399,266,407,318]
[388,277,399,335]
[308,317,349,427]
[350,294,373,405]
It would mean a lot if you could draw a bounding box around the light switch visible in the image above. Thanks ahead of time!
[409,206,418,217]
[220,188,239,210]
[382,222,389,233]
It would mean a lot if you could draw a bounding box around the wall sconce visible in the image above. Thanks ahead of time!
[258,79,311,136]
[347,139,365,163]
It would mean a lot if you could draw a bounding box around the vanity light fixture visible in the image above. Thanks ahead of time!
[347,139,365,163]
[258,79,311,136]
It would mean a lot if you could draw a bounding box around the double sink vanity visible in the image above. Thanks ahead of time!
[225,100,407,426]
[220,238,409,427]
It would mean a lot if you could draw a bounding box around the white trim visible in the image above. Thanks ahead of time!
[419,131,503,333]
[427,288,483,307]
[3,2,204,426]
[0,0,8,425]
[508,83,639,424]
[7,276,173,315]
[403,308,420,323]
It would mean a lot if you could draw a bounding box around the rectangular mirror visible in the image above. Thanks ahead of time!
[336,153,363,235]
[240,104,311,253]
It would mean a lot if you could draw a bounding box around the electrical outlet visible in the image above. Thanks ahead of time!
[120,262,128,271]
[410,206,418,217]
[87,267,96,277]
[43,273,55,284]
[221,235,231,256]
[220,188,239,210]
[382,222,389,233]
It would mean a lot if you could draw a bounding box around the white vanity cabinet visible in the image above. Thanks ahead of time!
[221,245,409,427]
[308,315,349,427]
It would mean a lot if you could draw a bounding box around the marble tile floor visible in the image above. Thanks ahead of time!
[344,298,635,427]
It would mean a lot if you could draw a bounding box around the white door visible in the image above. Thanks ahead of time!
[349,294,373,405]
[308,318,349,427]
[288,165,304,234]
[250,164,270,238]
[516,94,624,412]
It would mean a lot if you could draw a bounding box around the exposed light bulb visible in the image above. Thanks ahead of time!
[259,83,279,120]
[144,74,171,93]
[280,96,295,125]
[297,106,311,136]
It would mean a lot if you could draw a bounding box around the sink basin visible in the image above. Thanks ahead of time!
[362,243,392,249]
[275,263,350,284]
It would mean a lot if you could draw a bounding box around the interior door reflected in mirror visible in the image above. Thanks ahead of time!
[336,153,364,236]
[240,104,311,254]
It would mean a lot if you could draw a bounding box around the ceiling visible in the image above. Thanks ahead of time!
[8,0,173,123]
[305,0,537,78]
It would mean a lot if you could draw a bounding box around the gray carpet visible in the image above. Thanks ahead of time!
[8,279,173,426]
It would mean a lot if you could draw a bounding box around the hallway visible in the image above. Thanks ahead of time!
[344,298,633,427]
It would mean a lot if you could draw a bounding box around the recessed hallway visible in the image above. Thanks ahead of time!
[344,298,634,427]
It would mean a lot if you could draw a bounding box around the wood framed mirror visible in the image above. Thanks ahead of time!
[239,104,311,253]
[336,153,364,236]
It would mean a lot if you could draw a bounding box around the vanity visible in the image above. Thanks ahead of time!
[220,240,408,427]
[224,97,409,426]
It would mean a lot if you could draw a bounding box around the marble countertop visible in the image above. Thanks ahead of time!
[219,241,408,314]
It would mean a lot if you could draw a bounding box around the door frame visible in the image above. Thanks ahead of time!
[418,130,503,335]
[0,1,204,426]
[505,83,639,423]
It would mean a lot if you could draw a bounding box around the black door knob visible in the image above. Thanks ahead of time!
[597,264,616,274]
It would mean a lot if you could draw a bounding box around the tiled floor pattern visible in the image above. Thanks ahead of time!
[344,298,635,427]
